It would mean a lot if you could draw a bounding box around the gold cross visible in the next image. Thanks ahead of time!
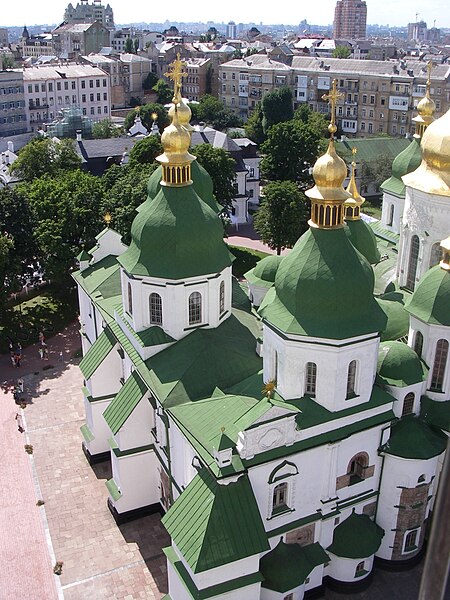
[164,52,187,102]
[322,79,344,137]
[426,59,434,94]
[351,146,357,165]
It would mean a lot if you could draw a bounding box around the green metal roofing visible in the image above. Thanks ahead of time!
[259,227,387,340]
[381,416,447,459]
[380,138,421,198]
[327,511,384,559]
[260,541,329,592]
[79,328,117,380]
[80,423,94,443]
[72,254,121,299]
[345,219,381,265]
[377,291,410,342]
[76,249,91,262]
[116,305,175,347]
[377,341,428,387]
[420,396,450,432]
[336,137,410,165]
[245,255,283,289]
[105,478,122,501]
[162,468,269,573]
[370,221,400,245]
[405,265,450,326]
[118,183,232,280]
[103,370,148,434]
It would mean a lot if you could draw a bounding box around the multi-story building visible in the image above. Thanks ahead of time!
[183,58,210,102]
[0,28,8,47]
[0,70,28,136]
[226,21,237,39]
[219,55,450,137]
[333,0,367,39]
[407,21,428,42]
[64,0,115,30]
[23,64,110,130]
[52,22,111,60]
[21,34,54,59]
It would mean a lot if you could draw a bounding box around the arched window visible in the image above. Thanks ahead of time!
[403,529,419,552]
[413,331,423,358]
[430,339,448,392]
[305,362,317,397]
[402,392,415,416]
[429,242,441,268]
[219,281,225,314]
[387,204,394,226]
[406,235,420,291]
[188,291,202,325]
[346,360,357,397]
[272,482,288,511]
[127,282,133,315]
[347,452,369,484]
[149,293,162,325]
[355,561,366,577]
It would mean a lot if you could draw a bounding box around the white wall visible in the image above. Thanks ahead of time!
[381,192,404,234]
[84,395,113,455]
[328,553,374,583]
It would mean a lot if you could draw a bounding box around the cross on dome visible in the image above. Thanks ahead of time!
[322,79,344,138]
[165,53,188,103]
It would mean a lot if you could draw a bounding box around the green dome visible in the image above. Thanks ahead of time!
[381,416,447,459]
[118,184,232,279]
[405,264,450,326]
[146,161,220,212]
[259,227,387,340]
[327,511,384,559]
[254,255,283,282]
[377,291,410,342]
[377,341,428,387]
[381,138,421,198]
[345,219,381,265]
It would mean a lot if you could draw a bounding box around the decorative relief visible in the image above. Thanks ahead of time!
[259,428,282,449]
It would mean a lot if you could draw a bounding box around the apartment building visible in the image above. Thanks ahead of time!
[23,64,110,131]
[21,34,54,59]
[333,0,367,39]
[64,0,115,30]
[183,58,210,101]
[52,22,111,60]
[0,70,28,136]
[219,55,450,137]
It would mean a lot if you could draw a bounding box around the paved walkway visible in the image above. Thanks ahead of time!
[227,222,290,255]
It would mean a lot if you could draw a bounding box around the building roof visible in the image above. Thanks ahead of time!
[376,291,410,342]
[420,396,450,433]
[405,263,450,326]
[221,55,291,71]
[245,255,283,289]
[377,341,428,387]
[103,370,148,434]
[22,63,108,81]
[336,137,411,165]
[327,511,384,559]
[79,327,117,380]
[344,219,381,265]
[162,468,269,573]
[76,138,140,160]
[381,138,422,198]
[381,416,447,459]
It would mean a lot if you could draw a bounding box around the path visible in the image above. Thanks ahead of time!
[227,222,290,255]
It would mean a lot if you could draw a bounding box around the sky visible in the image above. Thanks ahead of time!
[1,0,450,29]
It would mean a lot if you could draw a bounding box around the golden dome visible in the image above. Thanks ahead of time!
[417,93,436,119]
[306,139,350,203]
[169,98,193,132]
[344,156,365,221]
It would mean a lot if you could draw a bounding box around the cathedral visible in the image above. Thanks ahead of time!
[73,58,449,600]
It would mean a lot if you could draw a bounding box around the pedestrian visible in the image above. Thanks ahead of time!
[16,342,22,357]
[15,413,24,433]
[38,347,44,360]
[9,341,14,356]
[17,378,24,393]
[42,343,49,360]
[10,354,15,367]
[38,331,45,344]
[14,353,21,367]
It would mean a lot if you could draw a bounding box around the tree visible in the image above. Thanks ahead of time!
[10,138,81,181]
[91,118,122,138]
[260,119,324,188]
[294,104,328,138]
[196,95,242,130]
[262,86,293,134]
[143,71,158,90]
[360,155,393,193]
[124,103,169,133]
[191,144,236,212]
[244,102,265,145]
[1,55,16,70]
[128,135,162,165]
[24,171,105,284]
[124,37,135,54]
[333,45,351,59]
[253,181,309,254]
[153,79,173,105]
[0,232,14,316]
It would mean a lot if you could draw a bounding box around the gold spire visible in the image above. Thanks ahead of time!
[413,60,436,138]
[157,54,195,187]
[344,148,365,221]
[439,235,450,271]
[305,79,351,229]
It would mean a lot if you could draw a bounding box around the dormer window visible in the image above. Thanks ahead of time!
[149,293,162,325]
[189,291,202,325]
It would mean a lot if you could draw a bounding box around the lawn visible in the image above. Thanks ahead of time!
[1,285,78,353]
[229,245,269,278]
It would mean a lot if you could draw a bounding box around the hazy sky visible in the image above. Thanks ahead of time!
[2,0,449,29]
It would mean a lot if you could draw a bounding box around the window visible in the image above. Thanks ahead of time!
[89,80,94,88]
[272,482,288,511]
[188,292,202,325]
[404,529,418,552]
[96,93,100,101]
[149,293,162,325]
[387,204,394,226]
[64,81,68,90]
[355,561,366,577]
[284,595,293,600]
[406,235,420,290]
[430,339,448,392]
[414,331,423,357]
[346,360,357,397]
[402,392,415,416]
[347,452,369,484]
[81,80,86,89]
[429,242,441,267]
[127,282,133,315]
[57,82,61,91]
[71,81,76,89]
[219,281,225,314]
[305,362,317,397]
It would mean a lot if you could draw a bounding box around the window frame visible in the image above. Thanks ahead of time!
[188,291,202,325]
[149,292,163,325]
[305,362,317,397]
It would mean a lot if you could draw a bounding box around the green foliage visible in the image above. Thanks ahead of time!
[254,181,310,254]
[196,95,242,131]
[143,71,158,90]
[128,135,162,165]
[10,138,81,181]
[361,156,393,192]
[0,232,14,315]
[124,37,135,53]
[262,86,293,134]
[24,170,105,284]
[191,144,236,211]
[294,104,328,137]
[244,102,265,145]
[153,78,173,104]
[124,103,169,133]
[91,118,122,139]
[130,96,142,107]
[101,162,158,243]
[332,45,351,59]
[260,117,324,188]
[228,245,269,278]
[1,55,16,69]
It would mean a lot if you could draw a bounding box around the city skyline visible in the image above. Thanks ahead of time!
[1,0,450,30]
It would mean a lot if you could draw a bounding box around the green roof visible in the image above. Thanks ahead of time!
[103,370,148,434]
[345,219,381,265]
[118,184,232,279]
[79,328,117,380]
[245,255,283,288]
[162,468,269,573]
[405,265,450,326]
[106,478,122,501]
[381,416,447,459]
[260,541,329,592]
[380,138,421,198]
[420,396,450,432]
[72,254,121,299]
[76,249,91,262]
[377,341,428,387]
[116,305,175,347]
[259,227,387,340]
[336,137,410,165]
[377,291,410,342]
[327,511,384,559]
[370,221,400,245]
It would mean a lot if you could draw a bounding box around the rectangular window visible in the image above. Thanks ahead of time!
[404,529,418,552]
[96,79,100,87]
[103,92,107,101]
[90,107,95,115]
[48,82,53,92]
[82,94,86,103]
[90,93,94,101]
[81,80,86,89]
[57,82,61,91]
[96,93,100,101]
[35,84,39,93]
[104,106,108,113]
[64,81,68,90]
[103,79,107,87]
[41,83,46,92]
[89,80,93,88]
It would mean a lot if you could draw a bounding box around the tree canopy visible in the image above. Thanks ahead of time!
[124,103,169,134]
[244,102,265,145]
[253,181,310,254]
[191,144,236,212]
[195,95,242,130]
[262,86,294,134]
[10,138,81,181]
[143,71,158,90]
[128,135,162,165]
[91,118,122,139]
[152,79,173,105]
[332,45,351,59]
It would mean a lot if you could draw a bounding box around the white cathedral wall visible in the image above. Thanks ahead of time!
[168,418,198,494]
[78,285,98,345]
[89,228,127,264]
[381,382,424,418]
[115,395,153,451]
[84,395,113,456]
[327,553,374,583]
[247,282,271,307]
[261,586,305,600]
[381,192,404,234]
[88,346,123,399]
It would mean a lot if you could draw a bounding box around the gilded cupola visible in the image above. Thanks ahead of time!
[412,61,436,138]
